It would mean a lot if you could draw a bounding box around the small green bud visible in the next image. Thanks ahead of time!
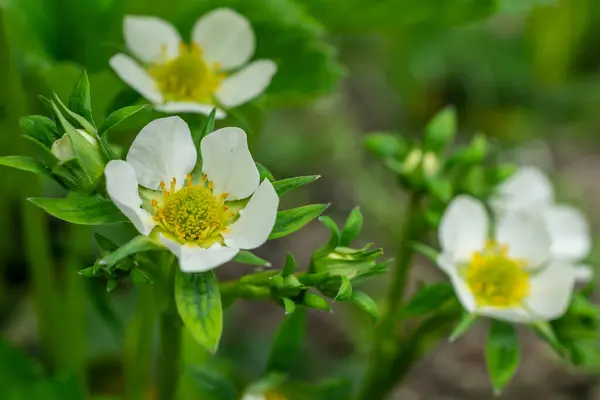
[302,292,330,310]
[424,106,457,152]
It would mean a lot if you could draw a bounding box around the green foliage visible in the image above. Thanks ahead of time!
[68,70,95,127]
[269,204,330,239]
[188,365,237,400]
[232,250,271,267]
[0,155,51,177]
[28,194,128,225]
[340,207,363,246]
[424,106,457,153]
[272,175,321,197]
[364,132,409,160]
[266,308,307,373]
[449,313,478,342]
[99,105,148,135]
[352,291,379,322]
[175,270,223,353]
[486,320,520,395]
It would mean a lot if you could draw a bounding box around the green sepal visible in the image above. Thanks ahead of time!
[193,108,217,148]
[99,105,148,136]
[302,291,330,311]
[131,267,153,284]
[232,250,271,267]
[447,133,487,167]
[256,162,275,182]
[52,92,96,134]
[19,115,60,147]
[94,232,118,251]
[364,132,408,159]
[269,203,330,239]
[340,206,363,246]
[409,241,440,263]
[98,235,164,269]
[424,106,457,153]
[281,253,297,277]
[486,320,520,395]
[266,308,306,373]
[352,290,379,322]
[68,69,95,128]
[175,270,223,353]
[333,275,352,302]
[402,281,455,318]
[78,266,102,278]
[313,216,340,258]
[28,193,128,225]
[281,297,296,314]
[0,156,51,178]
[449,313,478,342]
[272,175,320,196]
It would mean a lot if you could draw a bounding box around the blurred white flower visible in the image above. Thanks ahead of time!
[492,166,593,283]
[437,195,576,323]
[105,116,279,272]
[109,8,277,118]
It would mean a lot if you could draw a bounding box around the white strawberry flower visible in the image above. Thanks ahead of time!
[109,8,277,119]
[437,195,576,323]
[104,116,279,272]
[492,166,593,283]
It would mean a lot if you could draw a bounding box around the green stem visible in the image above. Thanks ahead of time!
[357,193,422,400]
[62,225,89,382]
[124,286,157,400]
[157,262,182,400]
[22,197,61,369]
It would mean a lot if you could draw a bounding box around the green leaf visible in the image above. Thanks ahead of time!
[98,135,119,162]
[232,250,271,267]
[28,194,129,225]
[188,365,237,400]
[19,115,60,147]
[302,291,330,311]
[449,313,478,342]
[99,235,163,269]
[409,242,440,263]
[131,267,153,284]
[447,133,488,166]
[51,100,103,181]
[352,290,379,322]
[486,320,520,395]
[313,216,341,258]
[94,233,118,251]
[532,322,564,355]
[53,92,96,134]
[68,69,95,127]
[175,270,223,353]
[424,106,457,152]
[364,132,408,159]
[281,297,296,314]
[282,253,297,277]
[51,157,88,189]
[427,178,453,202]
[340,207,363,246]
[334,275,352,301]
[269,203,330,239]
[99,105,148,135]
[402,281,455,318]
[0,156,51,177]
[256,162,275,182]
[272,175,320,196]
[266,308,306,373]
[78,267,101,278]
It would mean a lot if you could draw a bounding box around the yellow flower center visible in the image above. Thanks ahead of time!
[148,43,225,103]
[464,241,530,308]
[152,174,233,245]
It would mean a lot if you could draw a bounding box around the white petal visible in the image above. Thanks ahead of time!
[223,179,279,250]
[126,116,197,190]
[216,60,277,108]
[155,102,226,119]
[544,204,591,262]
[494,166,554,213]
[448,271,477,314]
[495,212,551,268]
[524,261,575,321]
[573,264,593,283]
[159,234,238,272]
[200,127,259,200]
[105,160,156,236]
[475,307,532,323]
[438,195,488,262]
[124,16,181,64]
[191,8,254,70]
[109,54,163,104]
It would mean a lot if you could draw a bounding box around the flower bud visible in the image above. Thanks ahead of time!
[51,129,99,161]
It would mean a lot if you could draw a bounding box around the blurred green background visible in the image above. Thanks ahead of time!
[2,0,600,398]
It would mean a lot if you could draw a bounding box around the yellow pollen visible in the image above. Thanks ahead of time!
[464,240,530,308]
[152,175,237,245]
[148,42,225,103]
